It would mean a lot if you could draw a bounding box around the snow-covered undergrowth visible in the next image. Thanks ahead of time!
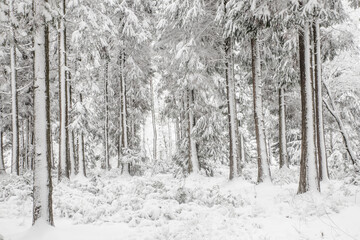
[1,168,359,240]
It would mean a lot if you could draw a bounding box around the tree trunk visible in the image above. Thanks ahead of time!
[67,74,76,177]
[121,51,130,175]
[298,21,320,194]
[32,0,54,224]
[117,57,123,169]
[323,82,358,167]
[10,0,19,175]
[104,58,110,170]
[251,36,271,183]
[225,35,238,180]
[78,94,86,177]
[279,85,288,168]
[150,77,157,162]
[313,20,329,181]
[0,130,5,174]
[58,0,69,180]
[188,89,199,174]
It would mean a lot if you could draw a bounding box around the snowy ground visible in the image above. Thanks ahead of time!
[1,167,360,240]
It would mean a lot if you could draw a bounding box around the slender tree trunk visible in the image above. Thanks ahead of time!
[279,85,288,168]
[121,51,130,175]
[187,89,199,174]
[78,94,86,177]
[150,77,157,162]
[67,75,76,177]
[323,82,358,167]
[9,0,19,175]
[237,119,243,175]
[117,59,123,169]
[251,36,271,183]
[0,131,5,174]
[313,20,329,181]
[25,116,29,170]
[298,21,320,194]
[104,58,110,170]
[33,0,54,224]
[58,0,69,180]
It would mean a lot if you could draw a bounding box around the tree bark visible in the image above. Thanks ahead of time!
[10,0,19,175]
[279,85,288,168]
[298,21,320,194]
[121,51,130,175]
[251,35,271,183]
[104,57,110,170]
[58,0,69,180]
[78,94,86,177]
[188,89,199,174]
[0,130,5,174]
[32,0,54,224]
[150,77,157,162]
[313,20,329,181]
[225,35,238,180]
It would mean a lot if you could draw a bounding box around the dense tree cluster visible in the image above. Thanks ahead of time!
[0,0,359,226]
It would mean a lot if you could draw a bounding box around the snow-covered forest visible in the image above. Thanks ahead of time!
[0,0,360,239]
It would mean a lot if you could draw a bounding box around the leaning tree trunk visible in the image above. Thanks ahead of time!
[10,0,19,175]
[298,21,320,194]
[251,35,271,183]
[313,20,329,181]
[32,0,54,224]
[323,82,358,167]
[58,0,69,181]
[279,85,288,168]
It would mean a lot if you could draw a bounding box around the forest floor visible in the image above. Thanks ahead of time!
[0,167,360,240]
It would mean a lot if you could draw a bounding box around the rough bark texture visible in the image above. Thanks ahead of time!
[279,86,288,168]
[251,36,271,183]
[313,20,329,181]
[33,0,54,224]
[298,22,320,194]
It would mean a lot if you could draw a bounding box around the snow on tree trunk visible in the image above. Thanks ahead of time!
[67,78,76,178]
[10,0,19,175]
[104,58,110,170]
[298,22,320,194]
[121,51,130,175]
[117,59,123,169]
[313,20,329,181]
[0,130,5,174]
[188,89,199,174]
[237,119,243,175]
[150,77,157,162]
[33,0,54,224]
[323,82,359,167]
[58,0,69,181]
[225,36,238,180]
[279,85,288,168]
[251,36,271,183]
[77,93,86,177]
